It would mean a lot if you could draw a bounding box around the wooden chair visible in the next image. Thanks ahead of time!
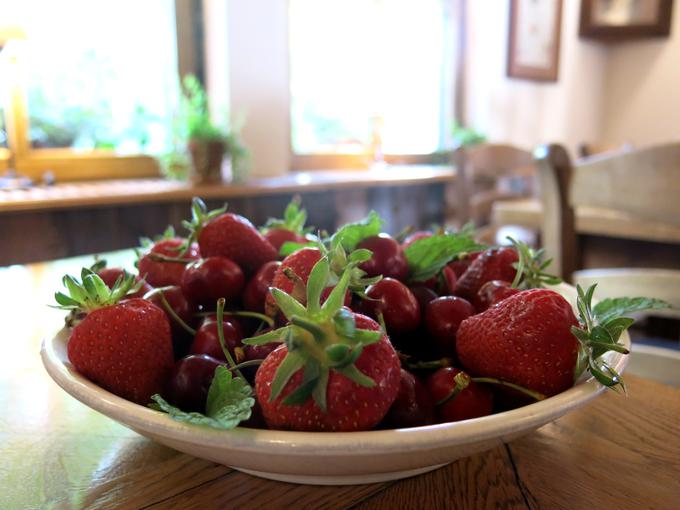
[535,142,680,383]
[450,143,539,245]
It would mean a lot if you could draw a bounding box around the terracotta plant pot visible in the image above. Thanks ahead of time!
[188,139,228,184]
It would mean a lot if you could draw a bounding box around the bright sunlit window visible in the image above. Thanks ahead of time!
[289,0,455,157]
[0,0,180,179]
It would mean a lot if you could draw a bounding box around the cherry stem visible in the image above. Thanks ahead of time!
[228,359,264,371]
[147,253,196,264]
[472,377,546,401]
[194,310,274,327]
[216,298,248,383]
[145,288,197,335]
[227,310,275,328]
[407,358,452,371]
[394,225,415,243]
[436,372,470,406]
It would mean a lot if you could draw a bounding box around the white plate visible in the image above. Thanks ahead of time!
[41,284,629,485]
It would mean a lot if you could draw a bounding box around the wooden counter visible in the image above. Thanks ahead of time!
[0,165,455,266]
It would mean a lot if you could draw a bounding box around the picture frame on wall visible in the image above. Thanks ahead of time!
[507,0,563,82]
[579,0,674,39]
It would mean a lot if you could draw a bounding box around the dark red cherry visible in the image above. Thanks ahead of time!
[190,317,243,362]
[358,234,409,281]
[138,239,200,287]
[382,369,436,428]
[243,261,281,313]
[409,285,438,311]
[476,280,520,312]
[147,286,197,358]
[166,354,224,412]
[181,256,245,307]
[264,228,307,253]
[447,251,482,278]
[426,367,493,423]
[359,278,420,334]
[424,296,475,357]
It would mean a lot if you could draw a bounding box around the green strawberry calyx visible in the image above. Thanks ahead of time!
[54,267,142,315]
[571,283,671,391]
[181,197,228,254]
[260,196,311,236]
[243,257,383,412]
[508,237,562,289]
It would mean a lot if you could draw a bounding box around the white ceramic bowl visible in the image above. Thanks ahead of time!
[41,284,629,485]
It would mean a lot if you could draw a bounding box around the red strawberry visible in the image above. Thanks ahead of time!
[456,289,579,396]
[246,258,401,432]
[455,247,518,301]
[56,270,175,405]
[199,213,277,274]
[138,238,200,287]
[265,247,322,315]
[260,198,312,253]
[255,314,400,432]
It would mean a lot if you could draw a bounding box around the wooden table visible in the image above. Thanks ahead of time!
[2,254,680,510]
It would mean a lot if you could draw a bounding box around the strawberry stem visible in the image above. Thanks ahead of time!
[144,287,197,336]
[216,298,248,383]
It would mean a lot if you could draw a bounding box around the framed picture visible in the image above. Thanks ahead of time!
[507,0,563,82]
[579,0,674,39]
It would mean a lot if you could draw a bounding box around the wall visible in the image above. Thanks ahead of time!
[464,0,607,156]
[224,1,290,177]
[601,8,680,147]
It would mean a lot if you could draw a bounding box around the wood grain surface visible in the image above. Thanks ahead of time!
[1,255,679,510]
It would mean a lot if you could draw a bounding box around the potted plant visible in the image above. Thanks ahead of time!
[175,75,249,184]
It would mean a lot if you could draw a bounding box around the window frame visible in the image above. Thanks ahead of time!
[0,0,203,182]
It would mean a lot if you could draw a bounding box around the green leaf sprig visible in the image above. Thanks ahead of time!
[571,284,671,391]
[508,237,562,289]
[403,231,484,282]
[149,297,256,430]
[150,366,254,430]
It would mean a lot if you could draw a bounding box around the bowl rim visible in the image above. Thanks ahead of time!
[41,284,630,457]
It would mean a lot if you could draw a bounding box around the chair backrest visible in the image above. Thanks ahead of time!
[535,142,680,318]
[453,143,535,226]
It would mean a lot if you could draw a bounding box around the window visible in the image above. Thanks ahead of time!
[289,0,457,167]
[0,0,183,181]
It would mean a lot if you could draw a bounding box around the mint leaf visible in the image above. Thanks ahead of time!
[404,233,483,281]
[331,211,384,251]
[150,366,254,430]
[593,297,671,325]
